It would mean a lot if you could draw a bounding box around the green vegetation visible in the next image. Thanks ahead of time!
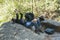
[0,0,60,26]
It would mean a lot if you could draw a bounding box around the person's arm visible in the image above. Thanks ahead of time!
[15,9,19,20]
[16,13,19,20]
[20,13,23,19]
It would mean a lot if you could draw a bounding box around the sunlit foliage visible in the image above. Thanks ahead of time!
[0,0,60,26]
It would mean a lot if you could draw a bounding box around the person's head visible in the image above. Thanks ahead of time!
[39,16,45,21]
[25,12,34,21]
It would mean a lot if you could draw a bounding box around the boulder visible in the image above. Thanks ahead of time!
[0,21,46,40]
[41,20,60,32]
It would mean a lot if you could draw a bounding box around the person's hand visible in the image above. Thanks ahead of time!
[32,19,37,22]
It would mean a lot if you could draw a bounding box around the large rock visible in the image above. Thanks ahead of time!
[1,21,60,40]
[0,21,46,40]
[41,20,60,32]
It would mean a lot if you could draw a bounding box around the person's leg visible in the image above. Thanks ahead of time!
[33,22,40,34]
[38,25,44,33]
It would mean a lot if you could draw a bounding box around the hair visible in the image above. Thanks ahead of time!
[25,12,34,21]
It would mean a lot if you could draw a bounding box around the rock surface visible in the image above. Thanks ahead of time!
[41,19,60,32]
[0,21,46,40]
[0,21,60,40]
[41,20,60,27]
